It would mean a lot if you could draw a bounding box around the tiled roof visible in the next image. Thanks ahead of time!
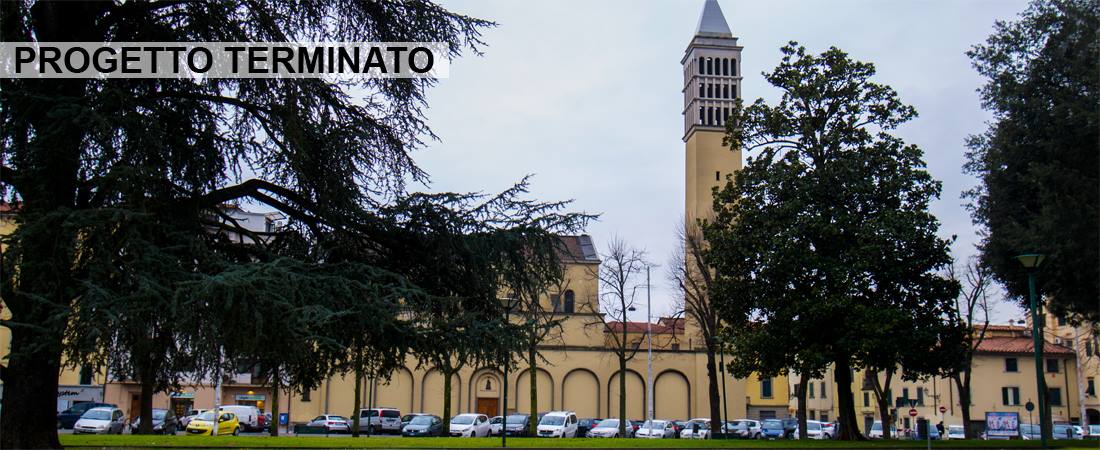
[976,337,1075,356]
[606,320,684,335]
[983,324,1028,332]
[558,235,599,264]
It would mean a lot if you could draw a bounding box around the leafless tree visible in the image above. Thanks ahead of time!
[668,221,724,434]
[582,236,648,437]
[944,256,993,439]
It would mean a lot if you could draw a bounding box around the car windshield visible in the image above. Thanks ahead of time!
[451,416,475,425]
[949,425,963,431]
[596,419,618,429]
[82,410,111,420]
[331,416,348,421]
[410,416,434,425]
[643,420,666,429]
[362,410,378,417]
[541,416,565,426]
[196,411,217,421]
[506,415,527,424]
[763,420,782,428]
[152,410,167,419]
[871,423,882,431]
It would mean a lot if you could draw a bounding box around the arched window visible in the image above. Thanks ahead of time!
[731,59,737,76]
[698,57,705,75]
[563,290,575,314]
[722,58,729,76]
[706,58,713,75]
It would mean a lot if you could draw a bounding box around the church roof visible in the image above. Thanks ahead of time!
[696,0,732,37]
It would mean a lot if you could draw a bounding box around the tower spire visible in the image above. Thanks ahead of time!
[696,0,732,37]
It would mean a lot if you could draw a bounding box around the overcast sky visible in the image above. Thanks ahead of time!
[412,0,1031,324]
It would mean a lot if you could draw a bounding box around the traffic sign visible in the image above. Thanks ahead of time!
[1025,401,1035,412]
[939,406,947,414]
[909,408,918,417]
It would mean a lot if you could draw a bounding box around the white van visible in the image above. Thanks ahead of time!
[537,411,578,438]
[219,405,261,432]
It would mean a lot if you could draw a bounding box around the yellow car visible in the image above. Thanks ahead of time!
[185,410,241,436]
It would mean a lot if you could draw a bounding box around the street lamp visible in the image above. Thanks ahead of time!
[1015,253,1048,450]
[626,264,654,424]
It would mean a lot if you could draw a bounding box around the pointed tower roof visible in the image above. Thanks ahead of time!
[696,0,732,37]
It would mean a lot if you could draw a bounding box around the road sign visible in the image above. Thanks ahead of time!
[939,406,947,414]
[909,408,918,417]
[1025,401,1035,412]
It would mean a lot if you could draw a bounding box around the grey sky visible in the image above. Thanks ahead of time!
[414,0,1031,324]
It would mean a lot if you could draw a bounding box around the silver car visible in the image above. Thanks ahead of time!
[634,419,676,438]
[73,407,127,434]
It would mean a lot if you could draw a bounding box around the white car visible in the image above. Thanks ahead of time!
[587,419,626,438]
[360,407,402,434]
[680,418,711,439]
[537,411,578,438]
[307,415,350,433]
[868,421,897,439]
[219,405,261,432]
[73,407,127,434]
[727,419,762,438]
[947,425,965,439]
[489,416,503,436]
[794,420,828,439]
[635,419,676,438]
[449,413,490,437]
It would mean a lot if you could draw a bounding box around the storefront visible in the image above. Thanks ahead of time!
[229,390,267,413]
[169,392,195,418]
[56,385,103,413]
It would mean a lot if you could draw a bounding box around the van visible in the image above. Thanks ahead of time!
[359,407,402,433]
[218,405,261,431]
[537,411,578,438]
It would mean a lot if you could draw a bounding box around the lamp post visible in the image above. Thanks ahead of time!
[627,264,654,424]
[1015,253,1047,450]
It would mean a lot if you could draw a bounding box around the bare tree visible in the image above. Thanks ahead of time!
[668,222,723,434]
[510,273,568,436]
[582,236,648,437]
[944,256,993,439]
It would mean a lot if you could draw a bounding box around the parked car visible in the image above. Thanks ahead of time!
[179,409,208,428]
[537,411,578,438]
[220,405,261,432]
[131,408,179,434]
[760,419,786,439]
[577,418,601,437]
[947,424,965,439]
[629,420,643,436]
[185,410,240,436]
[1087,424,1100,439]
[821,421,836,438]
[1053,423,1079,439]
[73,407,127,435]
[489,416,503,436]
[307,415,350,433]
[781,418,799,438]
[1019,423,1041,440]
[727,419,761,439]
[635,419,676,438]
[400,413,428,430]
[868,421,897,439]
[359,407,402,434]
[449,413,490,437]
[793,420,827,439]
[587,419,627,438]
[502,414,532,437]
[670,420,687,437]
[402,414,444,437]
[58,402,116,429]
[680,418,711,439]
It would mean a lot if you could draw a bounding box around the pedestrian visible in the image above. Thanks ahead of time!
[936,421,945,436]
[692,421,700,439]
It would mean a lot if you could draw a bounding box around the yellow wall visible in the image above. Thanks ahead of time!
[685,129,741,226]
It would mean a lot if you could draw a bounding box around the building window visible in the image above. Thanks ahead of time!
[1087,378,1095,396]
[699,106,705,125]
[723,107,729,125]
[1046,358,1059,373]
[809,410,816,420]
[698,83,705,97]
[707,107,714,125]
[79,365,93,385]
[820,382,827,398]
[698,57,705,74]
[1001,387,1020,406]
[820,413,829,422]
[563,290,575,314]
[731,59,737,76]
[715,171,720,181]
[706,57,713,75]
[707,83,713,98]
[863,392,870,407]
[809,382,815,399]
[761,378,773,398]
[1005,358,1018,372]
[916,387,924,406]
[1049,388,1062,406]
[302,389,311,402]
[902,387,910,404]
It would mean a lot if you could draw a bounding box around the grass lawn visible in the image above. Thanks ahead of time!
[59,435,1096,449]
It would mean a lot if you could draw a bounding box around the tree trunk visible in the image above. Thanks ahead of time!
[442,368,453,432]
[872,370,894,440]
[270,367,280,437]
[137,368,155,434]
[952,373,972,439]
[618,354,627,437]
[352,363,362,437]
[797,372,809,440]
[833,357,864,440]
[0,334,64,449]
[704,339,722,436]
[527,344,538,437]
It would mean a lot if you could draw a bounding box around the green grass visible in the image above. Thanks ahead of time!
[59,435,1094,449]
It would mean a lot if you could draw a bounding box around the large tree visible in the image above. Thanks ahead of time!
[964,0,1099,321]
[0,1,493,447]
[707,42,960,440]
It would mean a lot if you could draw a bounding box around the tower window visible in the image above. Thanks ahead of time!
[722,58,729,76]
[699,83,705,97]
[723,107,729,124]
[707,107,713,125]
[707,83,712,98]
[723,84,730,99]
[698,56,704,74]
[699,106,704,125]
[731,59,737,76]
[715,171,720,181]
[706,58,713,75]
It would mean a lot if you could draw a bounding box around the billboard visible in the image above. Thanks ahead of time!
[985,412,1020,437]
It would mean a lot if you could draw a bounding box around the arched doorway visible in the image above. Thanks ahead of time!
[471,371,501,417]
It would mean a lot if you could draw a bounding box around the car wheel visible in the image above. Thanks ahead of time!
[233,426,241,436]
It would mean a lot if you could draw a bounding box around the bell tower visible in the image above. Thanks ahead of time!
[683,0,742,225]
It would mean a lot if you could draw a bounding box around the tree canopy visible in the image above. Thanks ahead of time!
[964,0,1099,322]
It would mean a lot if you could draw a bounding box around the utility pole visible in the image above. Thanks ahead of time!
[646,264,654,423]
[212,348,223,437]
